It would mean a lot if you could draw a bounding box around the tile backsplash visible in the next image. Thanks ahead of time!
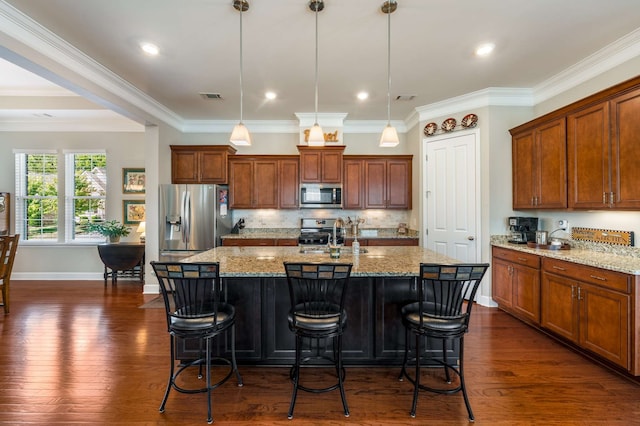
[233,209,411,230]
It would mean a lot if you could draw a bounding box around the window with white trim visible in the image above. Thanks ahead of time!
[65,152,107,242]
[15,151,59,241]
[15,150,107,242]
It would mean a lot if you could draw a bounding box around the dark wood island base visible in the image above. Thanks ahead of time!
[176,246,465,366]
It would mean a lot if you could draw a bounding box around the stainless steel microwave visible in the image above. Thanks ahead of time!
[299,183,342,208]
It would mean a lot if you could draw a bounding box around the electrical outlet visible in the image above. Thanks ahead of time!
[558,219,569,230]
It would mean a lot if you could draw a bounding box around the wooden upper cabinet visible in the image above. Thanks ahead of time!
[278,157,300,209]
[228,157,278,209]
[343,158,364,209]
[567,86,640,209]
[567,103,610,209]
[365,158,412,209]
[611,87,640,209]
[297,145,344,183]
[170,145,236,184]
[511,117,567,209]
[228,156,297,209]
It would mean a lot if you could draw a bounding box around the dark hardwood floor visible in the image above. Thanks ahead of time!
[1,280,638,425]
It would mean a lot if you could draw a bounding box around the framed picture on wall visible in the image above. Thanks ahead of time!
[122,168,145,194]
[123,200,145,224]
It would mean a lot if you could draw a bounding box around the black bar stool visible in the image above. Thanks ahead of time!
[283,262,352,419]
[151,261,243,424]
[398,263,489,420]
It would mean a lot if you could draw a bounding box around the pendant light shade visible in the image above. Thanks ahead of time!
[230,122,252,146]
[308,0,325,146]
[230,0,252,146]
[380,1,399,147]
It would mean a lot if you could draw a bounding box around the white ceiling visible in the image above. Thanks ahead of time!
[1,0,640,131]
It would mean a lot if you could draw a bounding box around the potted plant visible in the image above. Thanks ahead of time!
[87,220,131,243]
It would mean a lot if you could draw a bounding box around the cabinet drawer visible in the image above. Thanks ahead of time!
[492,246,540,268]
[542,257,630,293]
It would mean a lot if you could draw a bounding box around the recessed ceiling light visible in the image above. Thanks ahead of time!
[265,91,277,100]
[475,43,495,57]
[140,42,159,56]
[357,91,369,100]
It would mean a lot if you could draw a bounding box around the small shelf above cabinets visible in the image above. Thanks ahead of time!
[170,145,236,184]
[297,145,344,183]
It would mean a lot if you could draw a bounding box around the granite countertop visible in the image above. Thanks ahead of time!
[491,236,640,275]
[221,228,419,240]
[183,246,457,277]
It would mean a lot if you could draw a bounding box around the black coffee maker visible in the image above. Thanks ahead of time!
[508,217,538,244]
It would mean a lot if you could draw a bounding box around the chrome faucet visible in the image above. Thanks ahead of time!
[333,218,344,246]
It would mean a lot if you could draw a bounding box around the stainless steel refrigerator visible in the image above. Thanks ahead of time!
[159,184,231,261]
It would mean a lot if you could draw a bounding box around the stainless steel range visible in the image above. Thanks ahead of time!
[298,218,344,245]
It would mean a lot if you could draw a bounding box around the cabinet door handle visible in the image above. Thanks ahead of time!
[603,192,607,204]
[610,192,615,207]
[531,197,535,206]
[589,274,606,281]
[577,286,583,300]
[571,285,575,299]
[552,266,566,271]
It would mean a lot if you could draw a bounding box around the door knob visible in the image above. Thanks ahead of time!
[467,236,475,241]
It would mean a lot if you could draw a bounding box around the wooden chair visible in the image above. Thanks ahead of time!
[0,234,19,314]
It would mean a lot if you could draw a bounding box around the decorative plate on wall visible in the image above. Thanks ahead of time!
[423,122,438,136]
[441,118,457,132]
[461,113,478,128]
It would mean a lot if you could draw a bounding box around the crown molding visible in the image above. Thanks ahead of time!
[533,27,640,104]
[416,87,534,121]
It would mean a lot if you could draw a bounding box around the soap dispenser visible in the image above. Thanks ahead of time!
[352,235,360,255]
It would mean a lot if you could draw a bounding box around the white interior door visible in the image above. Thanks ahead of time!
[424,131,479,263]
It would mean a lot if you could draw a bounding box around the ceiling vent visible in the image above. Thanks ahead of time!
[199,92,223,100]
[395,95,416,101]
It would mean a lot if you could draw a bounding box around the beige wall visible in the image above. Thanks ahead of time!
[1,131,146,278]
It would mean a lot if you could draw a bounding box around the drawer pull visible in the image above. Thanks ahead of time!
[517,257,528,262]
[552,266,566,271]
[589,274,606,281]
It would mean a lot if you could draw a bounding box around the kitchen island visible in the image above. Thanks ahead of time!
[177,246,463,366]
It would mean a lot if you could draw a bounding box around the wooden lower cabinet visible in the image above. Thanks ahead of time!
[177,276,458,366]
[491,247,541,324]
[541,257,630,370]
[493,246,638,375]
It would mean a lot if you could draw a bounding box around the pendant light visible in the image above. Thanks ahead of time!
[230,0,252,146]
[379,0,399,147]
[307,0,325,146]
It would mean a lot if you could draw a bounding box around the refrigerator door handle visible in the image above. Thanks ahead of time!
[184,190,191,246]
[180,190,188,245]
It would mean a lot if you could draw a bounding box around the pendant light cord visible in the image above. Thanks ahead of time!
[386,4,391,126]
[239,5,244,123]
[314,5,319,125]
